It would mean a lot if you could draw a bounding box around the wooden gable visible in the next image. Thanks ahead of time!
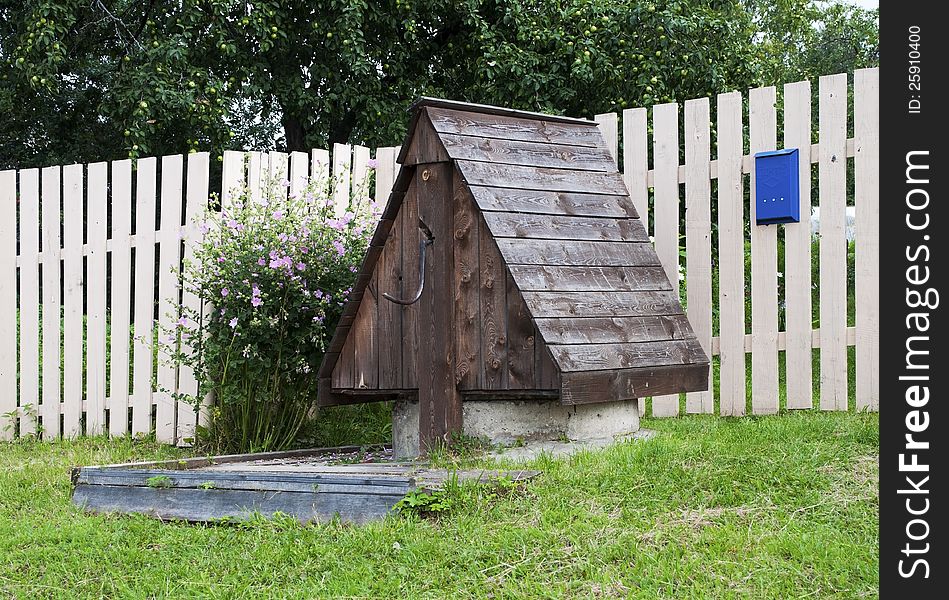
[318,98,709,410]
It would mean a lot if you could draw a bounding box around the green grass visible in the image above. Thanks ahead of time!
[0,412,878,598]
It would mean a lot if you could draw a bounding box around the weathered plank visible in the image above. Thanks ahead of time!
[560,363,710,405]
[783,80,814,410]
[716,92,746,417]
[351,270,379,389]
[86,163,108,436]
[332,328,356,389]
[479,214,508,390]
[651,102,681,418]
[854,68,879,411]
[469,186,635,218]
[819,74,849,411]
[550,339,707,372]
[535,315,697,345]
[0,171,16,439]
[521,290,682,318]
[401,179,420,389]
[41,166,62,439]
[623,107,649,230]
[684,98,713,414]
[417,163,461,447]
[506,273,535,389]
[109,160,133,436]
[439,133,615,171]
[749,86,779,415]
[496,239,661,267]
[453,179,481,390]
[534,328,560,390]
[72,484,405,525]
[377,196,404,390]
[17,169,40,436]
[401,114,451,165]
[482,212,648,242]
[62,164,84,437]
[593,112,619,165]
[132,157,158,435]
[509,265,671,293]
[426,106,603,147]
[456,160,627,195]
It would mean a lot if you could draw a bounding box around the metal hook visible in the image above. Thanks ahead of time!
[383,222,434,306]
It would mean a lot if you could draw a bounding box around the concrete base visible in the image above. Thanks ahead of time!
[391,398,640,459]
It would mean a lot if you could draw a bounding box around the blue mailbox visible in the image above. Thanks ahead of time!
[754,148,800,225]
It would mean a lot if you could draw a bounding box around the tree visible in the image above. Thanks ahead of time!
[1,1,876,170]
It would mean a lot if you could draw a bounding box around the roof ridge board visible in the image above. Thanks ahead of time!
[411,97,598,126]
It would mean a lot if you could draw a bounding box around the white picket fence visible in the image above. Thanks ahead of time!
[0,69,878,443]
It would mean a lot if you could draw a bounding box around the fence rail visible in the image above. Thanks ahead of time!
[0,68,879,443]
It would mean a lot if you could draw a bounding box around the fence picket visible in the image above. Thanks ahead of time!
[374,147,398,206]
[333,143,352,216]
[784,80,814,409]
[86,163,108,435]
[594,112,619,165]
[651,102,680,417]
[18,169,40,436]
[269,152,289,199]
[716,92,746,416]
[684,98,713,413]
[41,166,62,439]
[131,157,158,435]
[622,108,649,233]
[62,164,84,437]
[177,153,210,443]
[854,68,880,411]
[289,151,309,197]
[247,152,266,203]
[353,145,371,205]
[0,171,16,439]
[222,151,245,208]
[155,155,184,442]
[749,86,779,415]
[819,74,849,411]
[109,160,133,436]
[311,149,330,195]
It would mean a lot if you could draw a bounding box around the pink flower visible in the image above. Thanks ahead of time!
[367,158,378,169]
[229,317,238,328]
[176,316,189,327]
[251,296,263,308]
[332,240,345,256]
[296,262,305,271]
[252,284,261,296]
[272,210,284,220]
[199,222,211,234]
[227,219,239,229]
[221,288,229,297]
[257,257,266,266]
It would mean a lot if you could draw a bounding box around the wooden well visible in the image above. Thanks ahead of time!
[318,99,709,451]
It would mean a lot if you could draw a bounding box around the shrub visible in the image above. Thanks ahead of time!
[167,172,378,453]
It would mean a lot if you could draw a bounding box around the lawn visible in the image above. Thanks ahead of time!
[0,412,878,599]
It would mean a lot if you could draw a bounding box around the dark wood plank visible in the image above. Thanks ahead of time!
[482,212,647,242]
[367,218,395,249]
[505,272,535,389]
[438,133,615,172]
[71,445,376,472]
[560,363,711,405]
[416,163,461,449]
[469,186,637,218]
[77,469,413,493]
[521,290,682,318]
[535,315,697,345]
[426,106,602,147]
[549,339,708,372]
[456,160,628,195]
[351,269,379,388]
[72,484,406,524]
[401,179,420,389]
[495,239,662,267]
[452,176,481,390]
[509,265,672,292]
[479,213,508,390]
[534,328,560,389]
[332,328,355,389]
[401,114,451,166]
[377,207,404,389]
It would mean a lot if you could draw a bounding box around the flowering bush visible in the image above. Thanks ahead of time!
[170,173,378,452]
